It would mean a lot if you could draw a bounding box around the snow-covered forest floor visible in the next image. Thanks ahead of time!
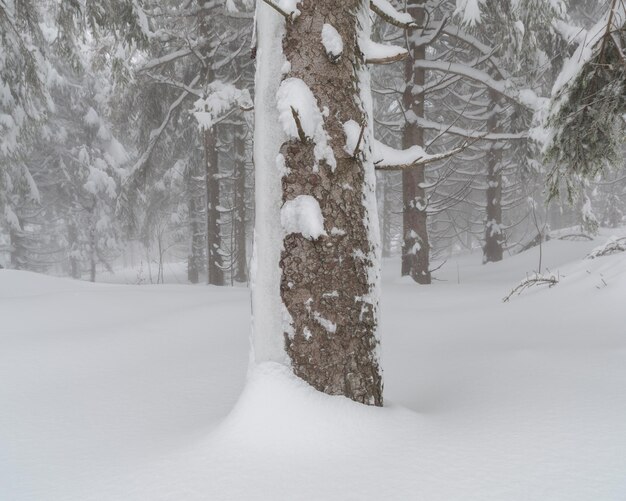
[2,228,626,501]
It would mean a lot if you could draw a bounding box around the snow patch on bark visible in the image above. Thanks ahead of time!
[276,78,337,171]
[280,195,327,240]
[313,312,337,334]
[321,24,343,62]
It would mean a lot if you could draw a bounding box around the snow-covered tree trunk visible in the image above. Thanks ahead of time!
[483,94,504,264]
[401,1,430,284]
[252,0,383,405]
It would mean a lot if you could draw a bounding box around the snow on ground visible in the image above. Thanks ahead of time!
[1,229,626,501]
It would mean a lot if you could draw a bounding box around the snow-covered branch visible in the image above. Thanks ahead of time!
[362,40,408,64]
[373,140,469,171]
[413,59,543,110]
[370,0,417,29]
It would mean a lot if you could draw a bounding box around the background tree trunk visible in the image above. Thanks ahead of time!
[233,123,248,283]
[483,94,504,263]
[401,0,431,284]
[204,128,224,285]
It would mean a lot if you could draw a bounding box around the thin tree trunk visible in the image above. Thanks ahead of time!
[204,128,224,285]
[89,221,96,282]
[402,1,431,284]
[483,93,504,263]
[233,123,248,283]
[68,221,80,279]
[9,219,25,270]
[187,168,204,284]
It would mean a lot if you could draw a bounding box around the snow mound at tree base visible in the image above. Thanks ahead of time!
[202,362,422,499]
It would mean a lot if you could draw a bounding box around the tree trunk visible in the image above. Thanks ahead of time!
[380,173,392,258]
[187,170,204,284]
[9,220,25,270]
[483,95,504,263]
[233,123,248,283]
[67,221,80,279]
[89,220,96,282]
[204,128,224,285]
[401,1,431,284]
[253,0,383,406]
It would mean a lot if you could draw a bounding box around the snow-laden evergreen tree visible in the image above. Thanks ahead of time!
[545,0,626,199]
[120,0,254,285]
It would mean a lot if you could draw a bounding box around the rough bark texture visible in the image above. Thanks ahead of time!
[204,128,224,285]
[401,1,431,284]
[187,193,201,284]
[233,123,248,283]
[280,0,383,406]
[483,94,504,263]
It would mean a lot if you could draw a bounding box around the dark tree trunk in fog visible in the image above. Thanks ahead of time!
[483,93,504,264]
[401,1,431,284]
[380,174,392,258]
[233,123,248,283]
[89,209,97,282]
[67,222,80,279]
[204,128,224,285]
[187,165,204,284]
[277,0,383,406]
[9,220,25,270]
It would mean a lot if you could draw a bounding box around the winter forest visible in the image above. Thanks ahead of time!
[1,0,626,499]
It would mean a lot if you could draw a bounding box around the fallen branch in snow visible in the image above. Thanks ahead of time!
[556,233,593,241]
[503,273,559,303]
[586,236,626,259]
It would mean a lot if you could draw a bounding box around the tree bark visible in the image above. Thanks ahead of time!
[233,123,248,283]
[483,93,504,263]
[401,0,431,284]
[204,128,224,285]
[187,193,201,284]
[253,0,383,406]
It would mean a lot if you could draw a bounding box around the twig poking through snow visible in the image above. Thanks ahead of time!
[503,273,559,303]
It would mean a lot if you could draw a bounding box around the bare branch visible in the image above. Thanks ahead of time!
[353,121,366,157]
[365,51,408,65]
[290,107,307,142]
